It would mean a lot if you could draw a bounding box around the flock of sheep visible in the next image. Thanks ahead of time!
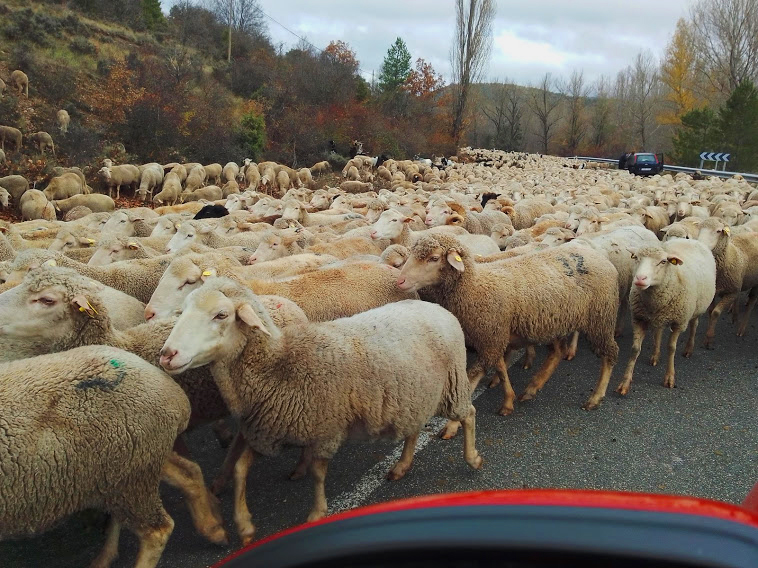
[1,146,757,567]
[0,69,69,167]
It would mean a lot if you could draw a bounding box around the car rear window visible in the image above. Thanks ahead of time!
[635,154,656,164]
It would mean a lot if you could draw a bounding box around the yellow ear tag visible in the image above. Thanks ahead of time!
[87,238,95,245]
[202,270,213,276]
[723,226,730,235]
[455,255,462,262]
[669,258,679,265]
[175,223,181,228]
[79,300,99,318]
[43,259,57,267]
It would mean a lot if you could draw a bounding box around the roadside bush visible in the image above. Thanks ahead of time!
[70,36,96,55]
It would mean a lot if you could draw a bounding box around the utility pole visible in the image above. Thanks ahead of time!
[227,0,232,62]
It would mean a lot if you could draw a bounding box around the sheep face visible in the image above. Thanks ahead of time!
[397,238,465,292]
[697,221,729,251]
[630,247,683,291]
[89,240,140,266]
[101,211,135,237]
[0,278,80,339]
[97,167,112,181]
[309,192,330,211]
[370,210,409,241]
[145,256,205,320]
[0,188,9,208]
[380,245,410,269]
[49,230,95,252]
[159,284,272,373]
[539,228,574,247]
[151,217,181,237]
[424,203,454,227]
[248,233,286,264]
[281,201,304,222]
[166,222,206,254]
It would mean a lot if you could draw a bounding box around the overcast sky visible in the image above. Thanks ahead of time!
[252,0,693,86]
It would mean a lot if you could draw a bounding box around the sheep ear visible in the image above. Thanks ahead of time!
[200,268,217,282]
[79,237,96,246]
[71,295,98,318]
[722,226,731,235]
[198,225,213,234]
[237,303,271,336]
[403,216,413,224]
[627,248,638,260]
[502,206,515,215]
[127,242,139,250]
[668,256,684,265]
[446,250,465,272]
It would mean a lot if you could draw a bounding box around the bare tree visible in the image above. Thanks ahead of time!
[589,75,613,152]
[528,72,563,154]
[626,51,661,149]
[483,78,523,151]
[690,0,758,94]
[207,0,267,40]
[450,0,496,147]
[563,70,588,155]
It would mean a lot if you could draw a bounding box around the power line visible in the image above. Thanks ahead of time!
[259,8,372,77]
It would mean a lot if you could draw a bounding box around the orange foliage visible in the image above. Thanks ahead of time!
[404,58,445,98]
[84,60,146,129]
[324,40,359,71]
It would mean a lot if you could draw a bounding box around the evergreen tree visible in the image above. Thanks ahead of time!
[142,0,165,31]
[671,107,719,166]
[378,37,411,93]
[718,81,758,171]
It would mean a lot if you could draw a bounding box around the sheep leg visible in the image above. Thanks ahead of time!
[307,458,330,522]
[683,317,699,358]
[161,452,228,546]
[615,300,627,337]
[649,327,664,366]
[495,356,516,415]
[564,331,580,361]
[730,293,740,324]
[461,405,484,470]
[737,288,758,337]
[132,509,174,568]
[617,320,647,395]
[519,345,536,369]
[387,434,419,480]
[210,430,246,494]
[290,446,313,480]
[89,517,121,568]
[662,326,683,388]
[583,356,615,410]
[211,418,235,448]
[519,340,564,402]
[441,359,486,439]
[233,446,256,546]
[704,294,736,348]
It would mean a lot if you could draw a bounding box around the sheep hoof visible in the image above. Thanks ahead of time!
[468,454,484,470]
[564,352,576,361]
[386,464,410,481]
[662,375,675,389]
[439,421,460,439]
[582,398,601,411]
[209,477,226,496]
[616,383,630,396]
[307,509,327,523]
[239,526,256,547]
[518,392,535,402]
[498,405,514,416]
[487,377,501,388]
[521,362,532,370]
[682,349,693,358]
[649,356,659,367]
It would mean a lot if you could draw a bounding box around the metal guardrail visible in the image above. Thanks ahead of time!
[569,156,758,183]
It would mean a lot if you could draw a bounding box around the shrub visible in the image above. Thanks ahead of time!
[237,110,266,161]
[70,36,96,55]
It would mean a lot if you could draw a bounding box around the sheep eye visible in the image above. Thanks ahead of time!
[429,256,440,262]
[187,234,195,238]
[38,297,55,305]
[214,311,228,320]
[120,219,126,223]
[659,260,667,265]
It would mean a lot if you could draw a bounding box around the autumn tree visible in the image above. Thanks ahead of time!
[528,73,563,154]
[404,58,445,98]
[325,40,359,73]
[86,60,145,134]
[378,37,412,93]
[659,18,698,125]
[450,0,495,146]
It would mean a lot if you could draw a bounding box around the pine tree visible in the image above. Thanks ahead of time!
[671,107,719,166]
[378,37,411,93]
[142,0,165,31]
[718,81,758,171]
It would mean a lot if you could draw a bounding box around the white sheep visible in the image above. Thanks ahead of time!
[159,279,482,532]
[617,238,716,393]
[57,109,70,134]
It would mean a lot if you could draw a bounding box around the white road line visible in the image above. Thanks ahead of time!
[329,384,488,514]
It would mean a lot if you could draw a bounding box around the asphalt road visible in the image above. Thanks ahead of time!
[2,314,757,567]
